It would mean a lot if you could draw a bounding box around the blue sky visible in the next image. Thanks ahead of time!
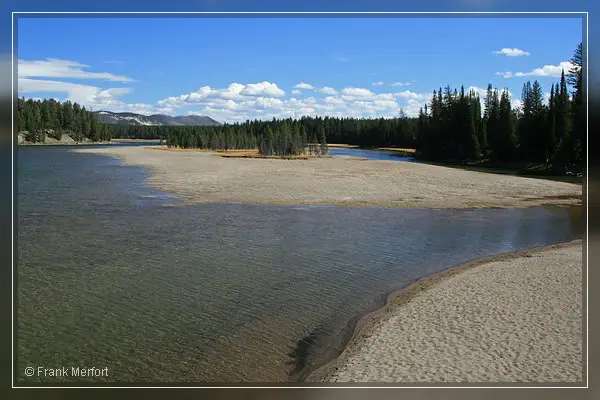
[17,16,582,122]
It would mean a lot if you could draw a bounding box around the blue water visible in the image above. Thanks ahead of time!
[329,147,415,162]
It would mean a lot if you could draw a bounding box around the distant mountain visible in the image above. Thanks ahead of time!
[96,111,222,126]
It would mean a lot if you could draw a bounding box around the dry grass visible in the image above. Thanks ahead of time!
[145,146,329,159]
[377,147,416,153]
[143,145,214,152]
[111,138,161,143]
[218,149,330,160]
[328,143,360,148]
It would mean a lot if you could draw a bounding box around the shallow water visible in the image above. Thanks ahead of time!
[17,146,581,383]
[329,147,415,161]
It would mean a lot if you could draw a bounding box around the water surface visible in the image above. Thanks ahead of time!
[329,147,415,161]
[17,145,581,383]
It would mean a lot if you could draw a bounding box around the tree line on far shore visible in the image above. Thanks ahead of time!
[106,115,418,151]
[165,119,329,157]
[416,42,584,172]
[16,98,111,142]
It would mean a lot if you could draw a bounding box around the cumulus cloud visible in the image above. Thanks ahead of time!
[493,48,530,57]
[372,81,384,86]
[323,96,346,106]
[514,61,574,78]
[511,99,523,110]
[157,81,286,109]
[240,81,285,97]
[19,58,135,82]
[340,87,375,100]
[292,84,338,95]
[240,97,284,110]
[293,82,314,90]
[393,90,429,102]
[316,86,338,95]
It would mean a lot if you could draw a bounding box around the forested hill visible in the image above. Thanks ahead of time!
[17,98,111,143]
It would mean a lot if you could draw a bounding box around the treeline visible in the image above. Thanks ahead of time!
[16,98,111,142]
[165,118,329,156]
[108,115,417,150]
[299,115,417,148]
[416,42,584,172]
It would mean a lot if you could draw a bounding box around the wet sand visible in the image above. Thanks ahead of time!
[308,240,583,383]
[73,146,581,209]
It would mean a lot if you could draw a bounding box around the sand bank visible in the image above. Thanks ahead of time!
[73,146,581,209]
[308,240,583,383]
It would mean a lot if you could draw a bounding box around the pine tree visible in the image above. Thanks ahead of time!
[552,68,575,169]
[568,42,584,166]
[495,89,517,162]
[319,126,328,156]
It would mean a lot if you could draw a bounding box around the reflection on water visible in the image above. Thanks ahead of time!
[329,147,415,161]
[17,146,581,383]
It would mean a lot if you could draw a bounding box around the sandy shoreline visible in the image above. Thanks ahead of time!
[72,146,581,209]
[307,240,583,383]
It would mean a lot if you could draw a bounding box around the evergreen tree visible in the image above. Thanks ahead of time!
[494,89,517,162]
[319,126,328,156]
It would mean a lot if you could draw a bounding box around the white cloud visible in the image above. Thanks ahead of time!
[316,86,338,95]
[240,97,284,110]
[404,100,424,117]
[340,87,375,100]
[391,82,412,87]
[323,96,346,106]
[514,61,574,78]
[291,84,338,95]
[544,92,552,105]
[157,81,285,109]
[466,86,489,99]
[19,58,135,82]
[239,81,285,97]
[495,71,513,78]
[393,90,429,102]
[293,82,314,90]
[511,99,523,110]
[18,78,99,102]
[493,48,530,57]
[372,81,384,86]
[17,77,161,114]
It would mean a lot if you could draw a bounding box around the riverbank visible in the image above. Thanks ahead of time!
[307,239,583,383]
[110,138,162,143]
[426,160,583,185]
[73,146,581,209]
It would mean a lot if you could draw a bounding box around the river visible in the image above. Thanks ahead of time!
[17,145,581,383]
